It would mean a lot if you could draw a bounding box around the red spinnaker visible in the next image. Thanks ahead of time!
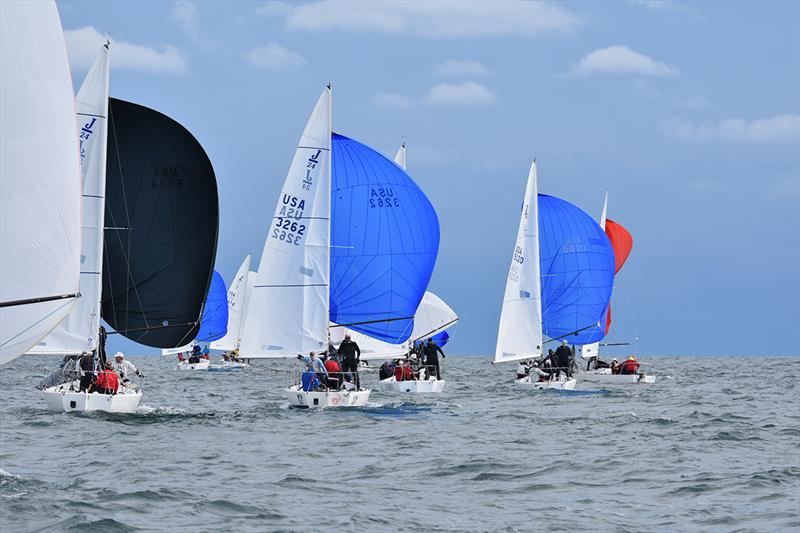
[604,218,633,335]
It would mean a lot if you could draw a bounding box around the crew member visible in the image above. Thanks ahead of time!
[113,352,143,383]
[322,355,341,389]
[90,361,119,395]
[610,358,621,374]
[555,340,573,378]
[516,360,530,380]
[337,334,361,389]
[619,355,640,375]
[78,351,95,391]
[423,338,445,380]
[300,368,324,392]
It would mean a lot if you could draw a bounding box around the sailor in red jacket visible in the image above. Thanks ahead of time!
[90,361,119,395]
[619,356,640,375]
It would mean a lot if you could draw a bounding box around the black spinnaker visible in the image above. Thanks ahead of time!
[102,98,219,347]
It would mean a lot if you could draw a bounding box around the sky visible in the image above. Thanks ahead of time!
[56,0,800,357]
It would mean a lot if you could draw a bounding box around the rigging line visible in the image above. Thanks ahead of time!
[410,317,460,345]
[106,321,198,335]
[254,284,328,288]
[108,102,150,330]
[543,322,600,344]
[330,315,414,328]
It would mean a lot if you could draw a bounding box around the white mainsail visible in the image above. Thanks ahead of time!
[394,142,406,169]
[28,45,110,356]
[581,190,608,359]
[240,86,332,357]
[0,1,83,364]
[209,254,252,351]
[494,161,543,364]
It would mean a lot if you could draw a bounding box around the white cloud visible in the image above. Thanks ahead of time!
[424,82,495,106]
[65,26,187,74]
[572,45,678,77]
[173,0,199,38]
[374,92,415,109]
[435,59,492,77]
[665,114,800,143]
[246,43,306,69]
[259,1,578,38]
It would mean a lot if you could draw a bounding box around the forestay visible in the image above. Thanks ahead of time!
[330,133,439,343]
[0,1,82,364]
[240,87,331,357]
[539,194,615,345]
[29,44,110,356]
[209,255,251,351]
[102,98,219,348]
[494,161,543,364]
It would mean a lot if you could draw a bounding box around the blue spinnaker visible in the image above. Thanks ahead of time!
[538,194,615,345]
[196,270,228,342]
[432,330,450,347]
[330,133,440,343]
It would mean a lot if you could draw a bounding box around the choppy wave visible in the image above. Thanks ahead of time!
[0,355,798,532]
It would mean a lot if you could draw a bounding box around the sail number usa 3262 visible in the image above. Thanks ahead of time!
[273,194,307,246]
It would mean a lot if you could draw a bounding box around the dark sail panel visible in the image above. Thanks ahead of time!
[102,98,218,347]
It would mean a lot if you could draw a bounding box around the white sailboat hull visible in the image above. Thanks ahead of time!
[41,383,142,414]
[378,376,445,393]
[177,360,209,371]
[579,369,655,386]
[515,375,577,390]
[286,385,370,408]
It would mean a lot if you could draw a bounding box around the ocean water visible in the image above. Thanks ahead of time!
[0,355,798,532]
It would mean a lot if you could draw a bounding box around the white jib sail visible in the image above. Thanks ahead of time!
[494,160,543,364]
[28,44,110,356]
[240,86,332,358]
[0,1,83,364]
[209,254,252,351]
[582,190,609,359]
[394,142,406,170]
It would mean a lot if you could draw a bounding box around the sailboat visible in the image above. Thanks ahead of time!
[0,1,83,365]
[209,255,254,358]
[40,46,219,412]
[578,193,655,386]
[494,161,616,390]
[373,142,457,393]
[166,270,229,370]
[239,86,439,408]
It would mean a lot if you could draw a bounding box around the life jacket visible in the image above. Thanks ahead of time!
[620,360,640,374]
[95,369,119,391]
[325,360,341,373]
